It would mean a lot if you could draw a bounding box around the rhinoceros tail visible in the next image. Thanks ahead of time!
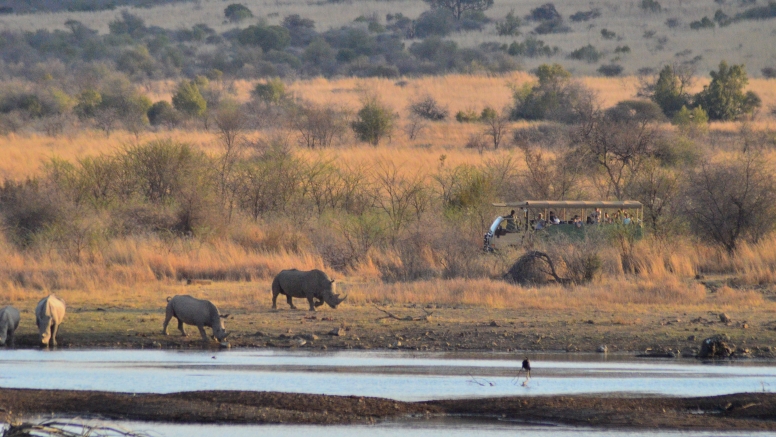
[166,296,172,302]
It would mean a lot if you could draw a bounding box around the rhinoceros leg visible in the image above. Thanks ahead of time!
[287,295,297,310]
[196,325,209,343]
[50,323,58,347]
[314,298,325,308]
[306,297,317,311]
[177,319,188,337]
[8,331,14,348]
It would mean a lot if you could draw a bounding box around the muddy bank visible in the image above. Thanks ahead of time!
[2,389,776,430]
[7,305,776,358]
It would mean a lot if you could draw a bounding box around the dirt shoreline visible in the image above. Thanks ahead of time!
[2,388,776,430]
[7,304,776,357]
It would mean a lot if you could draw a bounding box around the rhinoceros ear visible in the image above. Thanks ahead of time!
[330,279,335,284]
[220,314,230,319]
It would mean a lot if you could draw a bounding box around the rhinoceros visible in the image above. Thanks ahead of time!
[36,295,66,347]
[271,269,347,311]
[0,306,20,347]
[162,295,230,343]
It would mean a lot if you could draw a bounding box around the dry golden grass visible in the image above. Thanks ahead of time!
[1,74,776,312]
[2,73,773,179]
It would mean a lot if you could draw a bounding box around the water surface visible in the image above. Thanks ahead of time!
[1,350,775,401]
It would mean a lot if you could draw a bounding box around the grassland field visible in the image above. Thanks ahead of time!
[1,0,775,77]
[1,0,776,355]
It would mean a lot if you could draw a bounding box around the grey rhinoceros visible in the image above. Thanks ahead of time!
[271,269,347,311]
[0,306,21,347]
[162,295,230,343]
[36,295,66,347]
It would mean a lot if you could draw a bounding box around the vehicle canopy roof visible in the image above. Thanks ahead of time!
[492,200,643,209]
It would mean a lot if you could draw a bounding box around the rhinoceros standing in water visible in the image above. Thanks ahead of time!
[36,295,66,347]
[162,295,230,343]
[0,306,21,347]
[272,269,347,311]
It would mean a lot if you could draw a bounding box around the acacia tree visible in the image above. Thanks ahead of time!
[479,106,509,149]
[424,0,494,20]
[573,108,661,200]
[683,150,776,253]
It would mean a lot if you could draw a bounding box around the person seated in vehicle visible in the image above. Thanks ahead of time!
[603,212,612,224]
[586,215,594,225]
[549,211,560,225]
[534,213,546,230]
[573,215,583,228]
[623,212,632,225]
[591,208,601,223]
[504,209,517,231]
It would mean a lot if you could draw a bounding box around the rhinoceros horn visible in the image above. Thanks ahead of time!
[336,294,348,304]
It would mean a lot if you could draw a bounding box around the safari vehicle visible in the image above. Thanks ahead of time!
[484,200,644,251]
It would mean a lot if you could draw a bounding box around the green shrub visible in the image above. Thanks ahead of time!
[690,17,715,30]
[597,64,623,77]
[238,25,291,52]
[507,37,558,57]
[413,9,455,38]
[147,100,180,127]
[351,97,395,145]
[496,9,522,36]
[694,61,760,120]
[224,4,253,23]
[455,109,480,122]
[568,44,601,63]
[640,0,662,13]
[252,78,285,104]
[172,80,206,117]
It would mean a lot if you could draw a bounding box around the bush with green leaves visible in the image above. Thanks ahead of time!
[689,17,715,30]
[648,65,692,118]
[238,25,291,52]
[507,37,558,57]
[510,63,593,123]
[224,4,253,23]
[147,100,181,127]
[455,108,480,122]
[735,2,776,21]
[693,61,760,121]
[172,80,206,117]
[413,9,456,37]
[569,9,600,22]
[597,64,623,77]
[351,97,395,145]
[568,44,601,63]
[496,9,522,36]
[672,105,708,135]
[640,0,662,13]
[252,79,286,105]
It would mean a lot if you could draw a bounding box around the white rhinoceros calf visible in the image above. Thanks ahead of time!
[36,295,66,347]
[0,306,21,347]
[162,295,229,343]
